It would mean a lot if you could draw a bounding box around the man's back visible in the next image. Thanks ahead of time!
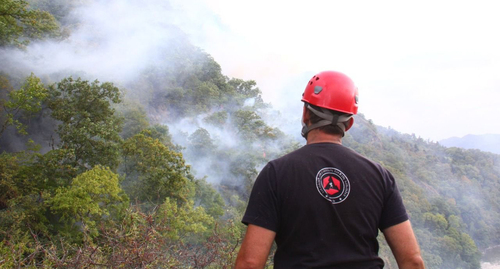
[242,143,408,268]
[235,70,424,269]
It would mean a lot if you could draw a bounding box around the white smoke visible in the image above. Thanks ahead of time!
[167,110,275,184]
[0,0,303,185]
[1,0,202,84]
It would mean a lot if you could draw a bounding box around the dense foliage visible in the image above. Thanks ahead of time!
[0,0,59,47]
[1,1,499,268]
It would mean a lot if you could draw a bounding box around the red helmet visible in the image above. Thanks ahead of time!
[301,71,358,114]
[301,71,359,137]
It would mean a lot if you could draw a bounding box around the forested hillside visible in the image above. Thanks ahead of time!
[1,1,500,268]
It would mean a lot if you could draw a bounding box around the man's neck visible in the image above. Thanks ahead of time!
[306,130,342,145]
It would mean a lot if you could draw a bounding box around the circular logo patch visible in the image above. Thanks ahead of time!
[316,167,350,204]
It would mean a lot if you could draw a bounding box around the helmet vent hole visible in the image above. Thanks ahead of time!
[315,77,320,81]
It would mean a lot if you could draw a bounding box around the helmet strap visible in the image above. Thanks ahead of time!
[301,103,352,138]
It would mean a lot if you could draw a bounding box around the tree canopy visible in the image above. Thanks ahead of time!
[0,0,59,47]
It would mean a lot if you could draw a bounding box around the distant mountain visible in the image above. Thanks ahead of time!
[439,134,500,154]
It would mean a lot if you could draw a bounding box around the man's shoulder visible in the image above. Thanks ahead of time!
[270,144,310,163]
[270,143,387,172]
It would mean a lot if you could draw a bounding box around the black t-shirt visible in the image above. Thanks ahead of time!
[242,143,408,268]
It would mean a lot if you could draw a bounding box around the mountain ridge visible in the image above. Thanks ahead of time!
[439,134,500,155]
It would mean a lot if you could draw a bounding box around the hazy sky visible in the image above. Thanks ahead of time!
[175,0,500,141]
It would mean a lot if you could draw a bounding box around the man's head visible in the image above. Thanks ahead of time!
[301,71,359,138]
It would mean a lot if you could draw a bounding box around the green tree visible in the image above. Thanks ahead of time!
[142,124,180,151]
[118,101,150,140]
[48,166,129,237]
[0,148,54,242]
[203,110,228,126]
[227,78,260,99]
[0,152,19,210]
[194,178,225,218]
[0,73,48,137]
[121,131,192,205]
[47,77,123,170]
[0,143,44,212]
[233,109,281,142]
[423,212,448,235]
[0,0,59,47]
[187,128,216,159]
[458,232,481,268]
[156,197,214,241]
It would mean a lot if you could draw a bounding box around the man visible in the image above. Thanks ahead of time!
[234,71,424,268]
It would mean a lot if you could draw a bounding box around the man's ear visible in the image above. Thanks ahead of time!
[345,117,354,131]
[302,106,310,125]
